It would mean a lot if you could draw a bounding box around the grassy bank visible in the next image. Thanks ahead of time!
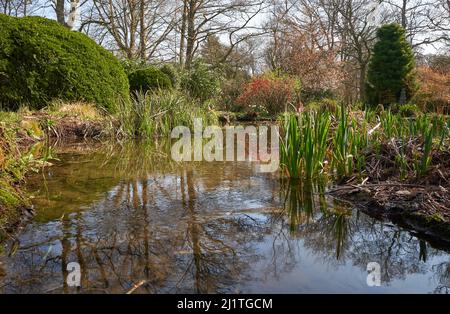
[0,120,32,242]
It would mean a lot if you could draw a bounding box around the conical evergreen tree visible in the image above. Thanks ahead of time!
[366,23,417,106]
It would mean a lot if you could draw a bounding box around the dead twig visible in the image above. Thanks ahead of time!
[126,280,147,294]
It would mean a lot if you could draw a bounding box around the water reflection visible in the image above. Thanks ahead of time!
[0,140,449,293]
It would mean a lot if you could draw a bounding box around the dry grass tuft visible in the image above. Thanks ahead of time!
[51,102,104,120]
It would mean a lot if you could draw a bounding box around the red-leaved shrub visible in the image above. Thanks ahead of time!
[235,74,300,116]
[414,66,450,114]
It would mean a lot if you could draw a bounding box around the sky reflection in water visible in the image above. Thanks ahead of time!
[0,140,449,294]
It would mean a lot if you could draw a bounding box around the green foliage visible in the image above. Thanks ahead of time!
[366,23,417,106]
[0,124,31,238]
[181,59,221,101]
[307,98,339,114]
[397,103,421,118]
[280,110,330,179]
[117,90,217,138]
[120,58,148,75]
[199,35,253,111]
[279,103,449,181]
[128,66,173,92]
[220,79,244,111]
[200,35,252,81]
[0,14,129,112]
[159,63,179,88]
[301,88,336,104]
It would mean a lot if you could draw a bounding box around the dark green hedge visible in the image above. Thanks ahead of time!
[0,14,129,111]
[128,66,172,92]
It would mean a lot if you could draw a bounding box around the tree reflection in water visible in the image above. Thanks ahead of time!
[0,142,449,293]
[279,180,449,287]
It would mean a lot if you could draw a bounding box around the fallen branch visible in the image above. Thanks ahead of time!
[328,182,443,193]
[126,280,147,294]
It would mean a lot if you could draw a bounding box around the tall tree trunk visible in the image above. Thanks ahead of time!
[56,0,66,26]
[139,0,146,60]
[359,63,367,102]
[185,0,196,70]
[128,2,138,60]
[401,0,407,28]
[179,0,188,67]
[67,0,79,29]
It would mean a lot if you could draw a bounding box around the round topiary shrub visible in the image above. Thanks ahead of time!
[128,66,172,92]
[0,14,129,112]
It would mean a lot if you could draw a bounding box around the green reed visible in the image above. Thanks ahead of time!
[280,110,330,179]
[415,125,433,177]
[280,103,448,182]
[116,90,217,138]
[280,113,302,178]
[381,110,396,139]
[331,105,354,178]
[413,115,447,178]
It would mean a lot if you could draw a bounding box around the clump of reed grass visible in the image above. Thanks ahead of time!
[116,90,218,138]
[280,113,302,178]
[331,105,353,178]
[280,109,330,179]
[279,103,449,182]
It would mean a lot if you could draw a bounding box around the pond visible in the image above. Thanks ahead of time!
[0,140,449,293]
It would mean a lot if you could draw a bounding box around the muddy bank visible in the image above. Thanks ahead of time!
[18,111,118,143]
[329,183,450,248]
[330,155,449,247]
[329,135,450,246]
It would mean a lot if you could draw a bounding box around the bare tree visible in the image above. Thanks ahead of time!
[79,0,177,60]
[331,0,389,101]
[264,0,386,102]
[383,0,450,49]
[1,0,47,16]
[50,0,86,29]
[177,0,266,69]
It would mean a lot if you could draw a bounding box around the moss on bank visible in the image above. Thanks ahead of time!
[0,123,30,242]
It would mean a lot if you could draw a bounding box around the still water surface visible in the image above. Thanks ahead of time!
[0,140,449,293]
